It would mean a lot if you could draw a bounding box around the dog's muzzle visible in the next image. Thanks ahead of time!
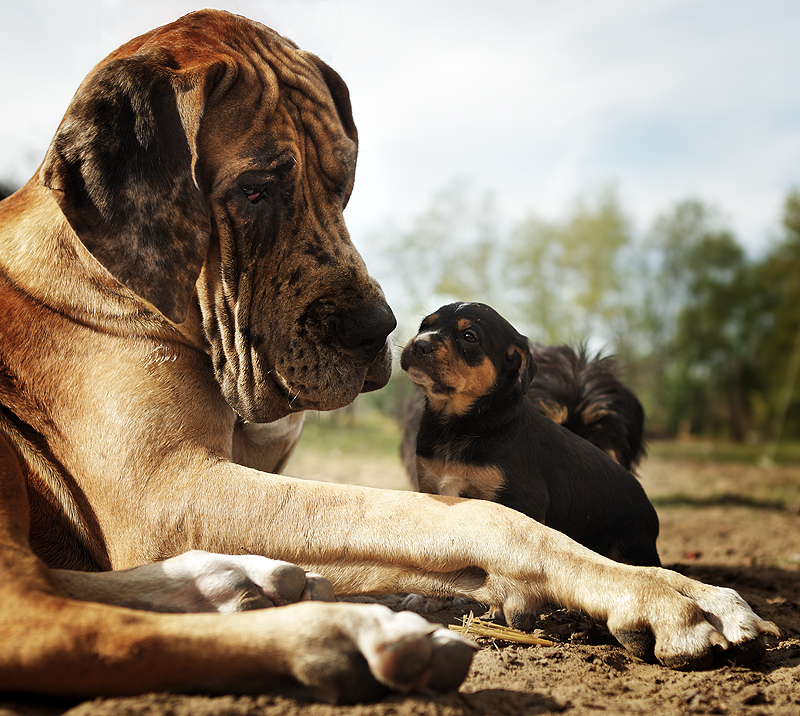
[333,303,396,365]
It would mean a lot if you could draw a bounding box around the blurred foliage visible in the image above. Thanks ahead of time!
[297,406,404,459]
[371,180,511,339]
[508,187,636,345]
[368,183,800,445]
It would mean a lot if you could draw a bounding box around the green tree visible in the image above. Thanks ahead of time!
[371,181,510,339]
[505,212,570,343]
[506,185,635,346]
[754,189,800,441]
[366,181,800,444]
[670,232,758,438]
[641,198,778,439]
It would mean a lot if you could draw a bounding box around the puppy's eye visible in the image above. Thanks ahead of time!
[242,185,267,204]
[459,491,471,499]
[462,331,477,343]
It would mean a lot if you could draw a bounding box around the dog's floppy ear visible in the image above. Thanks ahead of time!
[507,339,537,394]
[40,51,218,324]
[305,53,358,207]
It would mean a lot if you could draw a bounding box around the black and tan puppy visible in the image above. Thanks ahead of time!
[400,302,660,567]
[401,342,646,485]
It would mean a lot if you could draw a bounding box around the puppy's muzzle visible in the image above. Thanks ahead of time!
[400,333,443,375]
[409,336,435,357]
[408,332,447,361]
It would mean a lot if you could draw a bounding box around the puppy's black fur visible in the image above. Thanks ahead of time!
[400,302,660,567]
[401,343,646,482]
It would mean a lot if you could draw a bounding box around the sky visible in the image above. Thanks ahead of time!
[2,0,799,267]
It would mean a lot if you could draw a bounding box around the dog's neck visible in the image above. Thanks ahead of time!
[421,378,526,436]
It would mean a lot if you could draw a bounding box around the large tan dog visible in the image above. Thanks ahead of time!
[0,8,778,705]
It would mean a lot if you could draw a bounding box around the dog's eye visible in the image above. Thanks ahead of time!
[462,331,477,343]
[242,185,267,204]
[459,491,471,499]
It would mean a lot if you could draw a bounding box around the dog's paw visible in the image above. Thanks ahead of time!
[159,550,334,613]
[400,593,453,611]
[400,593,479,613]
[289,603,477,703]
[607,570,780,670]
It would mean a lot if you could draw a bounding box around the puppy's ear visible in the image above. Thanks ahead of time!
[40,51,222,324]
[507,339,537,394]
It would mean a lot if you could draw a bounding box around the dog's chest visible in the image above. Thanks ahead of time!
[415,419,506,500]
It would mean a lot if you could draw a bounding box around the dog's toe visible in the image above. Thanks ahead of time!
[426,628,478,692]
[299,572,335,602]
[161,551,335,613]
[612,629,656,663]
[258,561,308,605]
[352,606,476,693]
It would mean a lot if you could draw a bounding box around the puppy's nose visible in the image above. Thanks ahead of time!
[334,303,397,363]
[411,335,436,357]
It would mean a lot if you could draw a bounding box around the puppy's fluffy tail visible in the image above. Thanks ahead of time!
[527,344,646,472]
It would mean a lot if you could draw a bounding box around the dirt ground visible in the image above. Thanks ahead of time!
[2,451,799,716]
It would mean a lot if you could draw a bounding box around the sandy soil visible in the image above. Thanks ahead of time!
[2,453,799,716]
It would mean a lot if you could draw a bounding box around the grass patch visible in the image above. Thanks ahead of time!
[296,408,402,461]
[647,438,800,465]
[651,492,790,511]
[298,408,800,467]
[296,407,800,467]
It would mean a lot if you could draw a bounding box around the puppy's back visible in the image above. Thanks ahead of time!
[505,404,660,567]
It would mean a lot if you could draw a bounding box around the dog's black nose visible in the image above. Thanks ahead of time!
[411,336,436,357]
[334,304,397,363]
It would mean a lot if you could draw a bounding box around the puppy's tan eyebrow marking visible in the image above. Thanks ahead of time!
[456,318,473,332]
[420,313,439,329]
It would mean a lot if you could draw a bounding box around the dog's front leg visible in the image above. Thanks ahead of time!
[51,550,334,613]
[0,436,474,702]
[126,465,777,671]
[0,578,475,702]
